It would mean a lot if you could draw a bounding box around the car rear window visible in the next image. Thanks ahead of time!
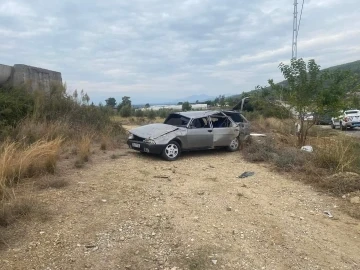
[345,111,360,114]
[224,112,243,122]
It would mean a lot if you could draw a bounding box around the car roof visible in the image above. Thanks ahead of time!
[171,110,222,118]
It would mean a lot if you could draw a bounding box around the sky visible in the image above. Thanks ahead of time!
[1,0,360,104]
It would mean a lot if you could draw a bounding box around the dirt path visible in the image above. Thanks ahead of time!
[1,147,360,270]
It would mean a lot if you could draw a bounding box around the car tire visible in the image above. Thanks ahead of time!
[340,122,347,131]
[331,122,335,129]
[161,141,181,161]
[227,137,240,152]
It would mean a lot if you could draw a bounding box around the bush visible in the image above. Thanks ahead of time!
[135,109,144,117]
[0,86,34,138]
[147,109,156,120]
[273,147,307,171]
[314,136,358,173]
[242,137,277,162]
[119,105,132,117]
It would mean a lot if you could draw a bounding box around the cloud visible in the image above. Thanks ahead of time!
[1,0,359,104]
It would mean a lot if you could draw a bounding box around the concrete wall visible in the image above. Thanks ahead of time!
[0,64,12,85]
[0,64,62,91]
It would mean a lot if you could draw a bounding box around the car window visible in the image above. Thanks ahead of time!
[164,114,190,127]
[191,117,210,128]
[210,115,233,128]
[225,112,243,123]
[345,111,359,114]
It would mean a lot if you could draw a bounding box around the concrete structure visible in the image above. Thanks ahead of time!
[0,64,62,91]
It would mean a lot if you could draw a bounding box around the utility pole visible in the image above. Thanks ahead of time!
[292,0,298,59]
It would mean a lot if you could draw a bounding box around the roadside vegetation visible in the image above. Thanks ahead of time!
[0,83,126,230]
[239,58,360,219]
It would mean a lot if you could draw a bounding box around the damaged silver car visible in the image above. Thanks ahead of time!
[127,110,250,161]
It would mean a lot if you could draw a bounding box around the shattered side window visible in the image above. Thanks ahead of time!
[164,114,190,127]
[210,115,232,128]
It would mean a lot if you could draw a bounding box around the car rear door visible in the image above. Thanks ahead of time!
[186,117,213,149]
[223,111,249,139]
[210,113,239,147]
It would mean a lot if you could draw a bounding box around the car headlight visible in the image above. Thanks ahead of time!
[128,133,134,140]
[144,139,156,145]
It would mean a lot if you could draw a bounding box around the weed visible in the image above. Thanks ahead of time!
[74,160,85,168]
[242,137,277,162]
[0,139,63,198]
[0,197,48,227]
[36,178,69,189]
[314,136,358,172]
[100,142,107,151]
[273,147,307,171]
[77,135,92,163]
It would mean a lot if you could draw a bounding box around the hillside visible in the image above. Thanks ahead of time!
[237,59,360,98]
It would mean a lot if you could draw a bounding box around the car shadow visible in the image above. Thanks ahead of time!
[128,148,233,162]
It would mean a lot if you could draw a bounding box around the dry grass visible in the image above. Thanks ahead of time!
[313,136,358,173]
[77,135,91,162]
[111,116,164,125]
[0,197,49,227]
[73,135,92,168]
[243,117,360,207]
[0,138,63,199]
[15,119,70,144]
[36,177,69,190]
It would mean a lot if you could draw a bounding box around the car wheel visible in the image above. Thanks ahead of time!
[227,137,240,152]
[340,122,347,131]
[162,141,181,161]
[331,122,335,129]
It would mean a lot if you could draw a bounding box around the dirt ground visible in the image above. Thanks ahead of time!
[1,143,360,270]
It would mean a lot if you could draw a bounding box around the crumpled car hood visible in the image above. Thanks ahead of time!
[129,123,184,139]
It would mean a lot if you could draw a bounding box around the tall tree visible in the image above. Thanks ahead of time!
[105,97,117,108]
[269,58,358,145]
[117,96,132,111]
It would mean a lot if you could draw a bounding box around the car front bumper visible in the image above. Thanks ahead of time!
[346,122,360,127]
[127,140,165,154]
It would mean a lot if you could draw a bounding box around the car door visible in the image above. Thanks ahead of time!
[186,117,213,149]
[223,111,250,138]
[210,113,240,147]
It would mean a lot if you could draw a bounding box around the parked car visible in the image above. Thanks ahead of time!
[127,110,250,161]
[331,109,360,130]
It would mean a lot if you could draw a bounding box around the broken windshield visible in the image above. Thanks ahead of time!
[164,114,190,127]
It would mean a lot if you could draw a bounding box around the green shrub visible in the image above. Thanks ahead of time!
[119,105,132,117]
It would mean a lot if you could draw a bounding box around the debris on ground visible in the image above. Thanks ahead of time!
[301,146,313,152]
[238,171,255,178]
[250,133,267,137]
[154,175,170,179]
[324,211,333,218]
[350,196,360,204]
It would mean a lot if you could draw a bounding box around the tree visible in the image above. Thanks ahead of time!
[117,96,131,111]
[269,58,357,146]
[105,97,117,108]
[182,101,192,111]
[145,103,150,108]
[218,95,226,107]
[177,102,183,105]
